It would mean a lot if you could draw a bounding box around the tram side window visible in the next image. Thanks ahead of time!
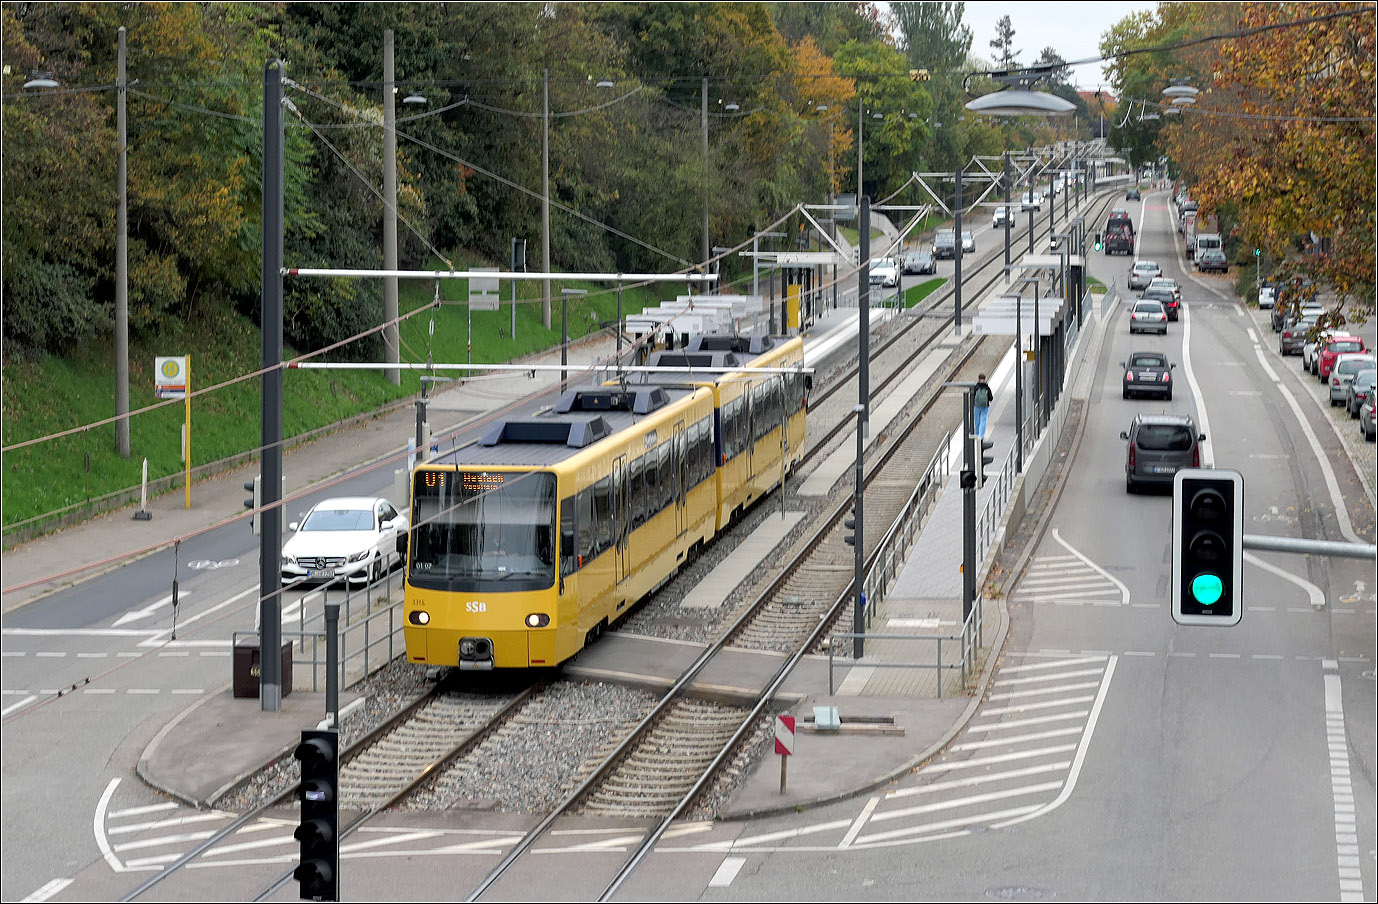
[560,495,579,574]
[630,456,645,528]
[577,489,595,562]
[658,443,674,510]
[725,397,743,459]
[691,420,707,486]
[751,382,767,442]
[592,477,612,556]
[643,450,659,518]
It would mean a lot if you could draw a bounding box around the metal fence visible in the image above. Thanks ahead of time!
[232,567,406,694]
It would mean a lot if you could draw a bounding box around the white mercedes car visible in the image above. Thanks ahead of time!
[281,496,408,586]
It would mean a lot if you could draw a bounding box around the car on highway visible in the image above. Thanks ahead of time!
[992,206,1012,229]
[932,229,957,260]
[1141,286,1180,322]
[1020,192,1040,211]
[1128,260,1162,290]
[902,250,936,275]
[1121,414,1205,493]
[1318,336,1367,383]
[868,257,900,287]
[961,230,976,253]
[1129,299,1168,335]
[1122,351,1175,400]
[1345,368,1376,417]
[1361,396,1376,442]
[1145,277,1182,304]
[281,496,408,586]
[1126,187,1141,201]
[1329,354,1375,405]
[1279,315,1320,355]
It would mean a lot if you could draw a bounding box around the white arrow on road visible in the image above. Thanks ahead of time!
[112,592,188,628]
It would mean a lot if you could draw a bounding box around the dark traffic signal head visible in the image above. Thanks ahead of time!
[293,730,339,901]
[974,438,995,487]
[1172,469,1243,627]
[1093,232,1103,252]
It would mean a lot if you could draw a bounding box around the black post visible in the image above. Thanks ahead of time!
[859,196,871,426]
[852,404,865,659]
[1048,169,1055,234]
[962,389,975,624]
[616,281,623,360]
[953,167,963,332]
[1015,291,1023,473]
[560,293,568,382]
[325,599,341,727]
[1027,206,1035,255]
[260,59,285,713]
[1003,150,1011,281]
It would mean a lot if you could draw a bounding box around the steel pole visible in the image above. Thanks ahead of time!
[383,31,400,385]
[853,405,865,659]
[325,600,341,728]
[701,77,709,265]
[954,167,963,333]
[115,26,130,458]
[1003,149,1011,284]
[859,196,871,428]
[962,389,975,624]
[542,69,551,329]
[259,59,286,712]
[1015,291,1023,473]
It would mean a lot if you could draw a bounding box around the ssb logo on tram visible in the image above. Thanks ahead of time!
[465,600,487,613]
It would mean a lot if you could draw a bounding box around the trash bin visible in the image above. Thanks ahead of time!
[233,638,293,698]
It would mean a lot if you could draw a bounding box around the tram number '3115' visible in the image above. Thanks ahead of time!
[466,601,487,613]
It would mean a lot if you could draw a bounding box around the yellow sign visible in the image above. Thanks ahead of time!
[154,355,188,398]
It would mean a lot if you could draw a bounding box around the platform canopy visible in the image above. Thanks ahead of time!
[1018,253,1085,269]
[971,292,1067,338]
[746,251,851,268]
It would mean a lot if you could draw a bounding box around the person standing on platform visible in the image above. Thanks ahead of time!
[973,374,993,439]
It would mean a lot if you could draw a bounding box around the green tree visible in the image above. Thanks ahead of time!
[989,14,1019,69]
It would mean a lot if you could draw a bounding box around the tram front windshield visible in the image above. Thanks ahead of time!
[410,470,556,591]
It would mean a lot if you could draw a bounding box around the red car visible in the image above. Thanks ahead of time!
[1317,336,1367,382]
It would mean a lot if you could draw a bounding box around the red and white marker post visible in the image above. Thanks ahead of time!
[774,715,795,793]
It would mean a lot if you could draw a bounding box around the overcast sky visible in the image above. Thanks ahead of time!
[952,2,1159,92]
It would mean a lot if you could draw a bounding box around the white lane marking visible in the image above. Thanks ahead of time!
[95,778,126,872]
[19,879,73,903]
[113,591,190,628]
[986,681,1103,701]
[924,744,1080,773]
[107,813,228,836]
[690,819,854,852]
[1179,301,1213,467]
[1247,327,1259,343]
[968,711,1090,732]
[995,667,1107,687]
[171,689,204,695]
[868,781,1064,826]
[109,802,179,819]
[997,656,1107,674]
[839,796,881,848]
[36,652,66,658]
[1324,666,1367,902]
[980,695,1097,717]
[854,804,1042,846]
[1270,382,1363,543]
[2,628,154,637]
[84,688,116,695]
[949,727,1084,751]
[990,655,1119,830]
[140,585,257,645]
[76,652,109,658]
[1,651,23,657]
[1,695,38,717]
[338,831,445,855]
[1253,346,1281,382]
[112,830,217,853]
[1051,530,1131,606]
[127,689,160,695]
[885,762,1072,800]
[1245,551,1326,609]
[708,857,747,887]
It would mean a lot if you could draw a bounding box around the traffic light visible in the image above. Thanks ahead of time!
[243,476,261,535]
[1172,469,1243,627]
[974,437,995,487]
[1254,247,1261,257]
[293,729,339,901]
[843,508,858,546]
[1093,232,1103,252]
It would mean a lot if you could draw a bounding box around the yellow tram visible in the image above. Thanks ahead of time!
[403,334,808,670]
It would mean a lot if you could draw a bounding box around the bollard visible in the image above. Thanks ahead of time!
[133,458,152,520]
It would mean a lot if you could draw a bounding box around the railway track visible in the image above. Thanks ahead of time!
[123,189,1121,904]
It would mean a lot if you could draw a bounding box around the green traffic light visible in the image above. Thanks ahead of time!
[1191,573,1224,606]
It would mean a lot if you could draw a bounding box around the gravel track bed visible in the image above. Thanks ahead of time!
[408,681,659,813]
[216,656,433,811]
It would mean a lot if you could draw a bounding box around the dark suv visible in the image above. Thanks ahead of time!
[932,229,957,260]
[1121,414,1205,493]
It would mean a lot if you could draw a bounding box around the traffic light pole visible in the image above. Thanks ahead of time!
[260,59,285,713]
[852,404,866,659]
[961,389,975,624]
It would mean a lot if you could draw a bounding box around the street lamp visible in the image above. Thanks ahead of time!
[560,288,586,383]
[22,70,60,89]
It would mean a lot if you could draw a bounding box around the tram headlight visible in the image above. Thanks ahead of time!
[525,613,550,628]
[408,610,430,625]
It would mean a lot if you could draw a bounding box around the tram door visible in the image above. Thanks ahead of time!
[613,455,629,585]
[673,422,687,537]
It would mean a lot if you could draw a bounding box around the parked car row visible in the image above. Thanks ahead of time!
[1271,299,1375,441]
